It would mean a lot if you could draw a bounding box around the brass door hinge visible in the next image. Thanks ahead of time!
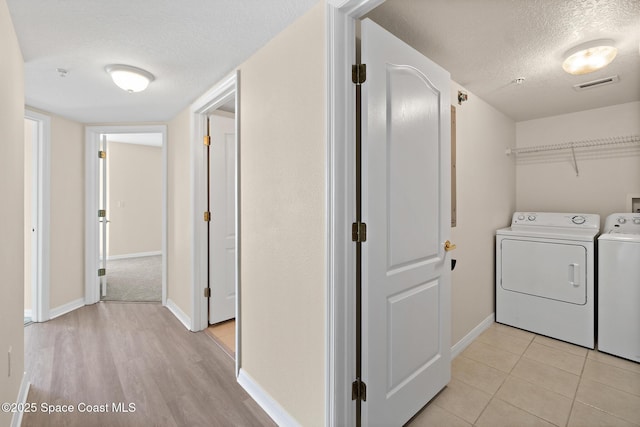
[98,268,106,277]
[204,287,211,298]
[352,222,367,243]
[352,378,367,401]
[203,135,211,146]
[98,209,107,218]
[98,150,106,159]
[204,211,211,222]
[352,64,366,85]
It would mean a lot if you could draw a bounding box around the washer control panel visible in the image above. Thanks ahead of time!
[511,212,600,229]
[604,213,640,234]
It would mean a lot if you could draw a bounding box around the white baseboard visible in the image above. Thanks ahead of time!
[166,299,191,330]
[237,369,300,427]
[50,298,85,320]
[107,251,162,261]
[11,372,30,427]
[451,312,495,358]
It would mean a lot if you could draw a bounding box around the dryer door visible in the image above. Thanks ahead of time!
[500,239,587,305]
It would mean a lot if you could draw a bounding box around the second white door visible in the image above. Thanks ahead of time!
[361,18,452,426]
[209,113,237,324]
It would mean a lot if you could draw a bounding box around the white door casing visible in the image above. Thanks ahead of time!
[99,134,108,297]
[361,18,452,426]
[209,114,237,324]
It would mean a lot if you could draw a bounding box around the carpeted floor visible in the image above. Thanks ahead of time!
[102,255,162,302]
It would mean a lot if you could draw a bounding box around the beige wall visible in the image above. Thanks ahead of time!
[107,142,162,257]
[47,112,85,309]
[239,2,325,425]
[516,101,640,225]
[167,108,193,317]
[0,0,24,422]
[450,81,516,345]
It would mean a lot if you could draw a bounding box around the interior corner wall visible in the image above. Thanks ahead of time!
[238,1,325,425]
[107,142,162,257]
[44,110,85,310]
[449,81,516,345]
[516,101,640,224]
[0,0,25,423]
[166,108,193,320]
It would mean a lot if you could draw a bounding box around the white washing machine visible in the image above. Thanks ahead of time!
[598,213,640,362]
[496,212,600,348]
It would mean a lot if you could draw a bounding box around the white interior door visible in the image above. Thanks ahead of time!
[361,19,452,427]
[209,114,237,324]
[99,134,108,296]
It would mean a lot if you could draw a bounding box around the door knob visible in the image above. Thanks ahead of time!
[444,240,457,252]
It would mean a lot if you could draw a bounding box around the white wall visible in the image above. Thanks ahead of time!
[0,0,25,424]
[107,141,162,257]
[239,2,325,425]
[449,81,516,345]
[516,101,640,225]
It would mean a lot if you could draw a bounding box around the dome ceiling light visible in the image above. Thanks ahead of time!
[105,64,155,93]
[562,39,617,75]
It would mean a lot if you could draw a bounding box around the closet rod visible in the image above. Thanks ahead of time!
[506,134,640,155]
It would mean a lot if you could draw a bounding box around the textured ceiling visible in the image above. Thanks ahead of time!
[366,0,640,121]
[7,0,318,123]
[8,1,640,124]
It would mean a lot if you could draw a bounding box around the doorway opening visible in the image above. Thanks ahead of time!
[100,133,164,302]
[190,72,240,373]
[85,125,168,307]
[24,110,51,324]
[204,105,237,358]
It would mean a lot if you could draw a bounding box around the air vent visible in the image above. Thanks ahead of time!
[573,75,619,91]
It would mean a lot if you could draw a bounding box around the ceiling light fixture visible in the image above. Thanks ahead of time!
[105,64,155,93]
[562,39,617,75]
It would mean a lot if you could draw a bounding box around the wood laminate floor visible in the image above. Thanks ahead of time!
[23,302,276,427]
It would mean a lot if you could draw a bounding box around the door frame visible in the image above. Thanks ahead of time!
[189,71,240,376]
[24,109,51,322]
[84,125,168,306]
[325,1,386,426]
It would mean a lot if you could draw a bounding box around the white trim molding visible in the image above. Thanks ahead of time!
[49,297,85,320]
[324,1,385,426]
[238,369,301,427]
[451,313,495,358]
[166,299,192,330]
[84,125,168,306]
[10,372,30,427]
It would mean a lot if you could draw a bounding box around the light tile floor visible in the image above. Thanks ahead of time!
[407,322,640,427]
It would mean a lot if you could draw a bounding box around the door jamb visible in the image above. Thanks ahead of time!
[24,109,51,322]
[325,1,385,426]
[189,71,240,376]
[84,125,168,306]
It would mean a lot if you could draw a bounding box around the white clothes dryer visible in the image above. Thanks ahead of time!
[598,213,640,362]
[496,212,600,348]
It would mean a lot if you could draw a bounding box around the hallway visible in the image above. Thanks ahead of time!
[22,303,275,427]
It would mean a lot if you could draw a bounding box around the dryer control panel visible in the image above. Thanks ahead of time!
[511,212,600,229]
